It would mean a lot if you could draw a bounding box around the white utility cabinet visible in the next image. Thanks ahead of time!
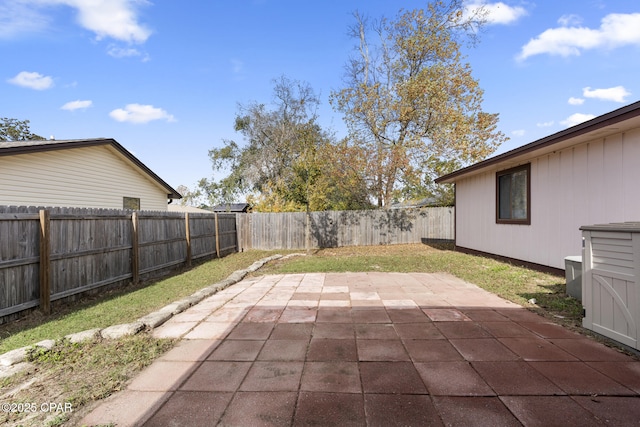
[581,222,640,349]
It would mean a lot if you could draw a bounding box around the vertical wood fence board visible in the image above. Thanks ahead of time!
[240,207,454,250]
[2,205,449,321]
[1,206,238,322]
[39,209,51,314]
[0,208,40,314]
[49,214,132,296]
[185,213,192,267]
[138,213,186,275]
[189,214,217,258]
[131,212,139,285]
[214,213,220,258]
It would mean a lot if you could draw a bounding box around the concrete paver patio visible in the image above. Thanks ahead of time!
[80,272,640,426]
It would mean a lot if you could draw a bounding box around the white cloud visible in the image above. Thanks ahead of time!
[536,121,554,127]
[107,45,150,61]
[561,113,596,127]
[583,86,630,103]
[464,1,528,25]
[61,100,92,111]
[568,97,584,105]
[7,71,54,90]
[54,0,151,42]
[511,129,525,137]
[517,12,640,61]
[108,46,140,58]
[1,0,151,43]
[109,104,176,124]
[0,1,50,39]
[557,14,582,27]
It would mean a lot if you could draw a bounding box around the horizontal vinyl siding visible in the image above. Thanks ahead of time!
[456,128,640,270]
[0,146,168,210]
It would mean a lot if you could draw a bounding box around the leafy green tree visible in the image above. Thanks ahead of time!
[204,77,321,208]
[201,76,372,212]
[310,139,373,210]
[330,1,507,207]
[0,118,44,141]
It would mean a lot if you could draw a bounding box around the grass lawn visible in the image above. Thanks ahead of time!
[0,250,288,354]
[256,243,582,328]
[1,243,581,355]
[1,243,584,426]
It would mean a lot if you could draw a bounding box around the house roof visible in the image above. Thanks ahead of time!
[435,100,640,184]
[168,205,213,214]
[390,197,439,209]
[0,138,182,199]
[211,203,250,212]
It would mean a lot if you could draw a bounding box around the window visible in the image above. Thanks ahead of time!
[123,197,140,210]
[496,164,530,225]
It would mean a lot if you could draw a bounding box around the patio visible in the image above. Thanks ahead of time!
[81,272,640,426]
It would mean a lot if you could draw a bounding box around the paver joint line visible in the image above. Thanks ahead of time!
[73,271,640,427]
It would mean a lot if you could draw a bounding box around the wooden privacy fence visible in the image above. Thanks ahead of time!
[236,207,454,250]
[0,206,237,321]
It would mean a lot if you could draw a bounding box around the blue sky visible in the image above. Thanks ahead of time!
[2,0,640,196]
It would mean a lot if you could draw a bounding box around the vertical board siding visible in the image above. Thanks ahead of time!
[0,206,237,322]
[455,129,640,270]
[236,207,454,250]
[623,129,640,218]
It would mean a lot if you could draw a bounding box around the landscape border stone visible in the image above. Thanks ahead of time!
[0,253,295,370]
[66,328,102,344]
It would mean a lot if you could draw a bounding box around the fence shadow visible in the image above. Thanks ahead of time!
[303,207,452,249]
[237,207,453,250]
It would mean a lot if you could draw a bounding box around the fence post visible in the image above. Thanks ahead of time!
[39,209,51,315]
[185,212,192,267]
[305,209,311,254]
[131,212,139,285]
[214,213,220,258]
[235,213,242,252]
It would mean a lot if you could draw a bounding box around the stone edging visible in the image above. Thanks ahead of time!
[0,253,304,369]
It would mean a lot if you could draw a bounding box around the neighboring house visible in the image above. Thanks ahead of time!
[436,101,640,272]
[390,197,440,209]
[168,205,213,214]
[0,138,181,210]
[211,203,251,213]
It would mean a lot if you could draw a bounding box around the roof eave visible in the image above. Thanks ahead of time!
[435,100,640,184]
[0,138,182,199]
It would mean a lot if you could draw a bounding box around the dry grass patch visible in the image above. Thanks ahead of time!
[1,334,174,427]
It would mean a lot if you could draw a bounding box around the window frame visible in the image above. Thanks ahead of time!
[495,163,531,225]
[123,197,141,210]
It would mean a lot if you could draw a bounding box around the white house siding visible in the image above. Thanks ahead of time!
[0,145,169,210]
[456,128,640,270]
